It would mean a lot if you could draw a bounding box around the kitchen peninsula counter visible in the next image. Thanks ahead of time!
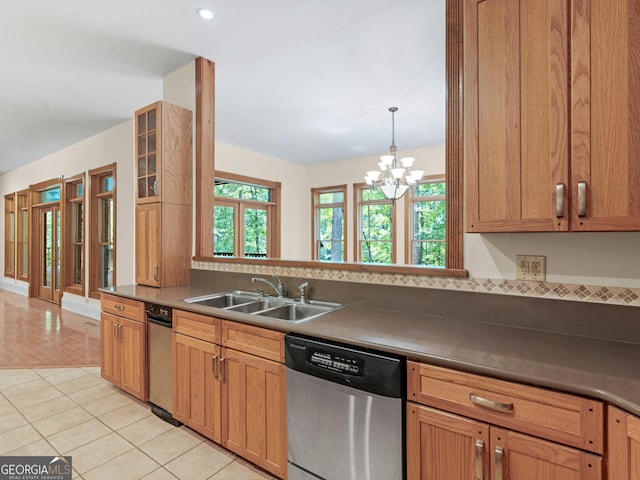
[104,282,640,417]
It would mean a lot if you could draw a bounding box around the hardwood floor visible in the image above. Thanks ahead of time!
[0,290,100,368]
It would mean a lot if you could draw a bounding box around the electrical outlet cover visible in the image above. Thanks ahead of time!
[516,255,546,282]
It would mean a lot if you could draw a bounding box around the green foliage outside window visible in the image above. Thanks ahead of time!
[360,202,393,264]
[215,182,270,201]
[411,181,446,267]
[213,179,271,258]
[213,205,235,256]
[244,208,267,257]
[317,191,345,262]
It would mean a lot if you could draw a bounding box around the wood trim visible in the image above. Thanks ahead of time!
[63,173,85,296]
[16,189,30,282]
[446,0,464,269]
[310,185,347,261]
[194,255,468,277]
[195,57,215,258]
[89,163,116,298]
[215,170,280,190]
[352,182,398,264]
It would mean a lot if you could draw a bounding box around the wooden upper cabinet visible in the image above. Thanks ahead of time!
[571,0,640,231]
[135,101,192,206]
[465,0,640,232]
[465,0,570,232]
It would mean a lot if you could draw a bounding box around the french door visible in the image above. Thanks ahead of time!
[34,204,61,303]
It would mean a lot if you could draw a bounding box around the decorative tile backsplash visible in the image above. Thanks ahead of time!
[192,260,640,307]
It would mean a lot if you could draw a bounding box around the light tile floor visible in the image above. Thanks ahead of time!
[0,367,276,480]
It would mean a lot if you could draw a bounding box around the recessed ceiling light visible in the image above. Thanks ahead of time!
[197,8,214,20]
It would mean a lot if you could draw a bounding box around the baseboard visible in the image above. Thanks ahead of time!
[61,294,101,321]
[0,278,29,296]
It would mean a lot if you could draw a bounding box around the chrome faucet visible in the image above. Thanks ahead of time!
[251,275,284,298]
[298,281,309,303]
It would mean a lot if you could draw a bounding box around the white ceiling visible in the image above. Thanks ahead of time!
[0,0,445,176]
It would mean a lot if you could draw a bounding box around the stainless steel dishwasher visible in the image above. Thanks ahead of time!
[146,303,181,426]
[285,333,405,480]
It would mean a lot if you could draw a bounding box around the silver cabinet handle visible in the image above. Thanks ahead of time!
[113,323,118,340]
[212,355,218,379]
[220,358,226,382]
[153,266,159,282]
[577,181,587,217]
[153,180,159,196]
[495,446,503,480]
[555,183,564,217]
[475,439,484,480]
[470,394,513,412]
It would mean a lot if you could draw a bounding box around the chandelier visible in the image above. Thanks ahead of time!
[364,107,424,200]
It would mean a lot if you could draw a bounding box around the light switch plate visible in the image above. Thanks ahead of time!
[516,255,546,282]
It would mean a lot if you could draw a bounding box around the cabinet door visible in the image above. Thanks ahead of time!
[221,347,287,479]
[407,403,489,480]
[100,312,120,386]
[491,428,602,480]
[173,333,222,443]
[464,0,570,232]
[135,203,160,287]
[571,0,640,231]
[136,103,160,204]
[119,316,147,401]
[608,406,640,480]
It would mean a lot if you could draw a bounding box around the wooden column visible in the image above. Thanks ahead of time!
[195,57,215,257]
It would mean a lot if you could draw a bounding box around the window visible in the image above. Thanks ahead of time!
[311,185,346,262]
[354,184,396,264]
[64,175,85,295]
[406,176,446,267]
[16,190,29,281]
[213,172,280,258]
[89,164,116,297]
[4,193,15,277]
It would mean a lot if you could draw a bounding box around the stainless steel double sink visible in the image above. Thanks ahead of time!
[183,291,345,323]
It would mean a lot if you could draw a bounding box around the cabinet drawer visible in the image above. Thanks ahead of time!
[101,293,144,322]
[174,309,221,343]
[222,321,284,363]
[407,361,604,454]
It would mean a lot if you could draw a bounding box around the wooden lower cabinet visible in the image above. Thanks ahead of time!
[608,406,640,480]
[172,310,287,479]
[221,346,287,479]
[100,311,146,400]
[172,332,222,443]
[407,403,602,480]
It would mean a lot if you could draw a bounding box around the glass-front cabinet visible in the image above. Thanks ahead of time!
[136,104,158,202]
[135,101,192,206]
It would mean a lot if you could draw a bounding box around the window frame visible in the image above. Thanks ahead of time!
[64,173,85,296]
[311,185,347,262]
[16,189,29,281]
[353,182,398,264]
[405,175,447,268]
[4,193,16,278]
[213,171,281,259]
[89,164,116,298]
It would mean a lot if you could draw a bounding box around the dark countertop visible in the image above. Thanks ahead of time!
[103,284,640,417]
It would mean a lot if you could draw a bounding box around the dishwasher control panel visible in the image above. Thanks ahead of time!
[285,333,405,398]
[310,349,363,376]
